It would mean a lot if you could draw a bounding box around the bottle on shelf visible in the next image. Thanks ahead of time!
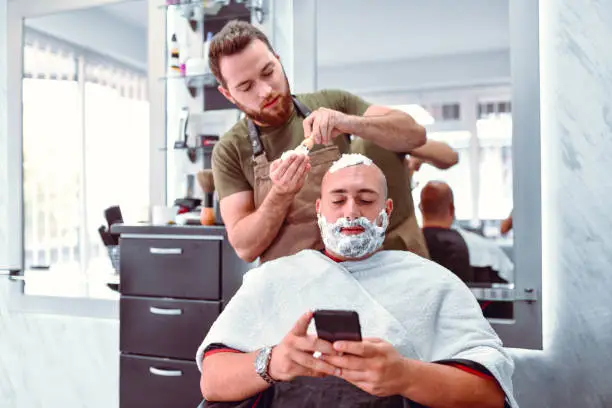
[169,33,182,76]
[203,31,213,75]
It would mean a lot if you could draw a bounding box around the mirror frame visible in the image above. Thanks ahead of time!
[493,0,542,349]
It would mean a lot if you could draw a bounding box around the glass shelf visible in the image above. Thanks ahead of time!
[160,73,217,88]
[160,0,262,23]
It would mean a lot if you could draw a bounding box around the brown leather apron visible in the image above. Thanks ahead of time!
[249,97,341,263]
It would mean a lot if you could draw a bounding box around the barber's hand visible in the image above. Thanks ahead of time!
[269,154,311,196]
[323,338,409,397]
[302,107,349,146]
[268,311,339,382]
[405,156,423,173]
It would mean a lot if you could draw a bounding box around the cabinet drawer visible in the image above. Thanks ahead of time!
[120,354,202,408]
[121,296,220,360]
[120,237,221,299]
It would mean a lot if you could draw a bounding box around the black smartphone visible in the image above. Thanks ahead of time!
[313,309,362,343]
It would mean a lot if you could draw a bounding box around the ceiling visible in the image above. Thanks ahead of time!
[70,0,510,68]
[101,0,148,29]
[316,0,510,66]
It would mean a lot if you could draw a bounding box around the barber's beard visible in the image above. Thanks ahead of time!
[234,76,293,127]
[317,210,389,260]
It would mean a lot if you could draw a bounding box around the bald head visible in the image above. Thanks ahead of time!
[316,157,392,225]
[322,161,388,200]
[419,181,455,225]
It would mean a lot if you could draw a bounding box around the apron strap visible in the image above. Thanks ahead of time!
[292,95,312,117]
[247,119,264,157]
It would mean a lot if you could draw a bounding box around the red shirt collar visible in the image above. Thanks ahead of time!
[323,249,343,263]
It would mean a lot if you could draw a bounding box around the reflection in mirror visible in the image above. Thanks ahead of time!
[21,1,149,299]
[317,0,514,320]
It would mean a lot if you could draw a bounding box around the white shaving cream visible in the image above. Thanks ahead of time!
[280,144,309,161]
[328,153,373,173]
[317,209,388,259]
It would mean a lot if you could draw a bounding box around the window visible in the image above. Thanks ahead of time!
[403,97,513,238]
[411,130,473,223]
[22,29,149,298]
[476,104,513,235]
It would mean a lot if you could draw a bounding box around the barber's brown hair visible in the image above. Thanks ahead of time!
[208,20,275,88]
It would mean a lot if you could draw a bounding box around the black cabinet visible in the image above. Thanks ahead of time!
[120,237,221,299]
[120,355,202,408]
[120,296,221,360]
[114,226,249,408]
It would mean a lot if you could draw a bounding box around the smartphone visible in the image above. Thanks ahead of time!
[313,309,362,343]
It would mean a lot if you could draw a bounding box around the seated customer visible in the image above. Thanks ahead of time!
[196,154,517,408]
[419,181,474,283]
[419,181,514,284]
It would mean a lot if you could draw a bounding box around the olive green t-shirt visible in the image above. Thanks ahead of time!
[212,89,370,199]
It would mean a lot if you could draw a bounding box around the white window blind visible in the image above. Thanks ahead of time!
[22,29,149,297]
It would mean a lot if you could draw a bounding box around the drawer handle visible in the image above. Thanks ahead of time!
[149,247,183,255]
[149,367,183,377]
[149,306,183,316]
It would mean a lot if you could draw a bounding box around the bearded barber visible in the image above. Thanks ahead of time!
[210,21,454,263]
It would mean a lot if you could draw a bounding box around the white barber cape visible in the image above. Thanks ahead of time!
[454,226,514,282]
[196,249,518,407]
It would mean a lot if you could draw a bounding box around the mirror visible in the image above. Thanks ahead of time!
[21,0,149,299]
[317,0,515,320]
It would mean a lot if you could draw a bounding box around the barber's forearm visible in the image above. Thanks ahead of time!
[400,359,505,408]
[409,140,459,169]
[201,351,271,402]
[228,187,294,262]
[343,112,426,152]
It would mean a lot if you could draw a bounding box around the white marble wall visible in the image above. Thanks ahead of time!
[0,281,119,408]
[510,1,612,407]
[0,3,119,407]
[0,0,9,269]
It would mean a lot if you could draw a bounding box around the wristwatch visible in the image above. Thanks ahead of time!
[254,346,277,385]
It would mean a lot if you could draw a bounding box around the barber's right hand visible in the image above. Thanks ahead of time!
[269,153,311,196]
[268,311,339,382]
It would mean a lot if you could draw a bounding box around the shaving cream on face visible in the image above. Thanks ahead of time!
[317,209,388,259]
[328,153,373,173]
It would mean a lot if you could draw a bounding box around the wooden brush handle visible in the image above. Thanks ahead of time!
[200,207,216,226]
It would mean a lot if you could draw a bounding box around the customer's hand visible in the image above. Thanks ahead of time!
[324,338,409,397]
[269,153,311,197]
[268,311,338,382]
[302,107,348,146]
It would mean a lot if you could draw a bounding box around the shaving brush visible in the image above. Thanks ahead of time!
[197,170,216,226]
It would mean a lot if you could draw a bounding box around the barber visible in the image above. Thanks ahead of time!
[210,21,451,262]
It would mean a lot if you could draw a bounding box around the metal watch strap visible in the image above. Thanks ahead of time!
[259,346,277,385]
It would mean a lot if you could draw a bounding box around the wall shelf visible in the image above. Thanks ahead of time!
[160,73,217,87]
[161,0,263,23]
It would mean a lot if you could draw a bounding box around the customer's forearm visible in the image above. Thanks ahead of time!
[342,111,426,152]
[201,351,271,402]
[228,187,294,262]
[400,359,505,408]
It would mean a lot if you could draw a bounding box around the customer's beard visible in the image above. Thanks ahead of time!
[317,210,389,259]
[234,78,293,127]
